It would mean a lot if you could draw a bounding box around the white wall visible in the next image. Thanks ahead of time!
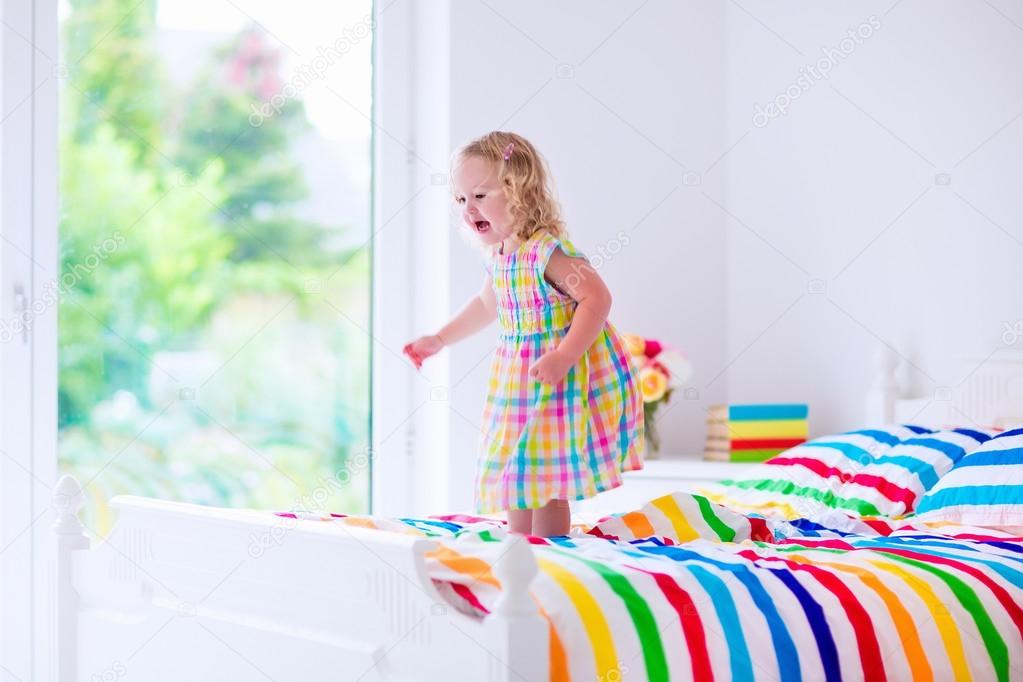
[722,0,1023,436]
[398,0,1023,512]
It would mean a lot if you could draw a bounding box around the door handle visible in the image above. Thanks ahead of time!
[13,283,29,344]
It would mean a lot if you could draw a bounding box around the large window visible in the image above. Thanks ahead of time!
[57,0,373,530]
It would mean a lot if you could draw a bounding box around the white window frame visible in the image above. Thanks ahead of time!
[371,0,455,516]
[1,0,58,678]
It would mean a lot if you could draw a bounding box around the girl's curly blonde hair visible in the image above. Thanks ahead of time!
[454,131,565,242]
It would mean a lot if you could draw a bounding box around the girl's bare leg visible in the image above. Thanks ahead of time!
[507,508,534,535]
[531,499,571,537]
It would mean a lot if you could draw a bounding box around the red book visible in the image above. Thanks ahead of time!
[730,437,806,450]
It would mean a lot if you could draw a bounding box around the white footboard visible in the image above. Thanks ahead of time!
[53,476,548,682]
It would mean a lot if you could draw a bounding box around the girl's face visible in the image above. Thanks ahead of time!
[452,155,515,247]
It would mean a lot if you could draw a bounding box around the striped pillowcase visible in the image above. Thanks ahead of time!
[703,425,993,519]
[914,427,1023,528]
[586,491,772,544]
[813,426,993,516]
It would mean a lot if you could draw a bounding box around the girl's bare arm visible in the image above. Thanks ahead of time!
[403,276,497,367]
[547,250,611,360]
[528,250,612,384]
[436,275,498,346]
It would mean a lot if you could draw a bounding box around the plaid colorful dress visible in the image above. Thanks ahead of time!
[474,230,645,514]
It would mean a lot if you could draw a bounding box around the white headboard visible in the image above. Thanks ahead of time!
[866,346,1023,430]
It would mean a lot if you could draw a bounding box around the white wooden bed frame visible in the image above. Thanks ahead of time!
[53,478,547,682]
[54,347,1023,682]
[866,346,1023,429]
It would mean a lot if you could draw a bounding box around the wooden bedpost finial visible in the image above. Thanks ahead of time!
[491,534,539,619]
[54,475,88,682]
[53,474,86,536]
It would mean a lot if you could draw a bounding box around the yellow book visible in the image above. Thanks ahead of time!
[707,419,808,439]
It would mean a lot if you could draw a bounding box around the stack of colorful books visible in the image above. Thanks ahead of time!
[704,403,809,462]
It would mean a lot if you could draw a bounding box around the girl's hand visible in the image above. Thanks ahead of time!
[403,335,444,369]
[529,349,573,385]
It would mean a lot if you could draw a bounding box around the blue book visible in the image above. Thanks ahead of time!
[728,404,808,421]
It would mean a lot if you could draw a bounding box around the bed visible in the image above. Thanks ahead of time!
[54,351,1023,681]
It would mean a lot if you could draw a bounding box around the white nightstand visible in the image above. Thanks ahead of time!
[572,458,753,518]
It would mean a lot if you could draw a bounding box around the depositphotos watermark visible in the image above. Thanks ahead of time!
[554,230,632,292]
[249,14,375,127]
[0,231,126,344]
[753,15,881,128]
[1002,320,1023,346]
[89,660,127,682]
[598,662,630,682]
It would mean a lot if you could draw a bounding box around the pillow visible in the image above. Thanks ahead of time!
[586,491,772,544]
[913,427,1023,528]
[702,424,993,520]
[821,426,993,516]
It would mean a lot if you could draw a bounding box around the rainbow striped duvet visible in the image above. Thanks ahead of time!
[279,507,1023,681]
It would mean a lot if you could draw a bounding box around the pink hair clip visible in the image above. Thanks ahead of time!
[502,142,515,161]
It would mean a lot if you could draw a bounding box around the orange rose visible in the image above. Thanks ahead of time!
[638,366,668,402]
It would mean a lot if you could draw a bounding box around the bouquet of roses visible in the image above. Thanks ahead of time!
[622,334,692,453]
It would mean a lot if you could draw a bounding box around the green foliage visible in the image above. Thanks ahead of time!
[58,0,371,528]
[59,123,233,422]
[172,28,339,266]
[63,0,167,166]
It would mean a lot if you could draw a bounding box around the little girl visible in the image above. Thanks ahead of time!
[403,131,644,537]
